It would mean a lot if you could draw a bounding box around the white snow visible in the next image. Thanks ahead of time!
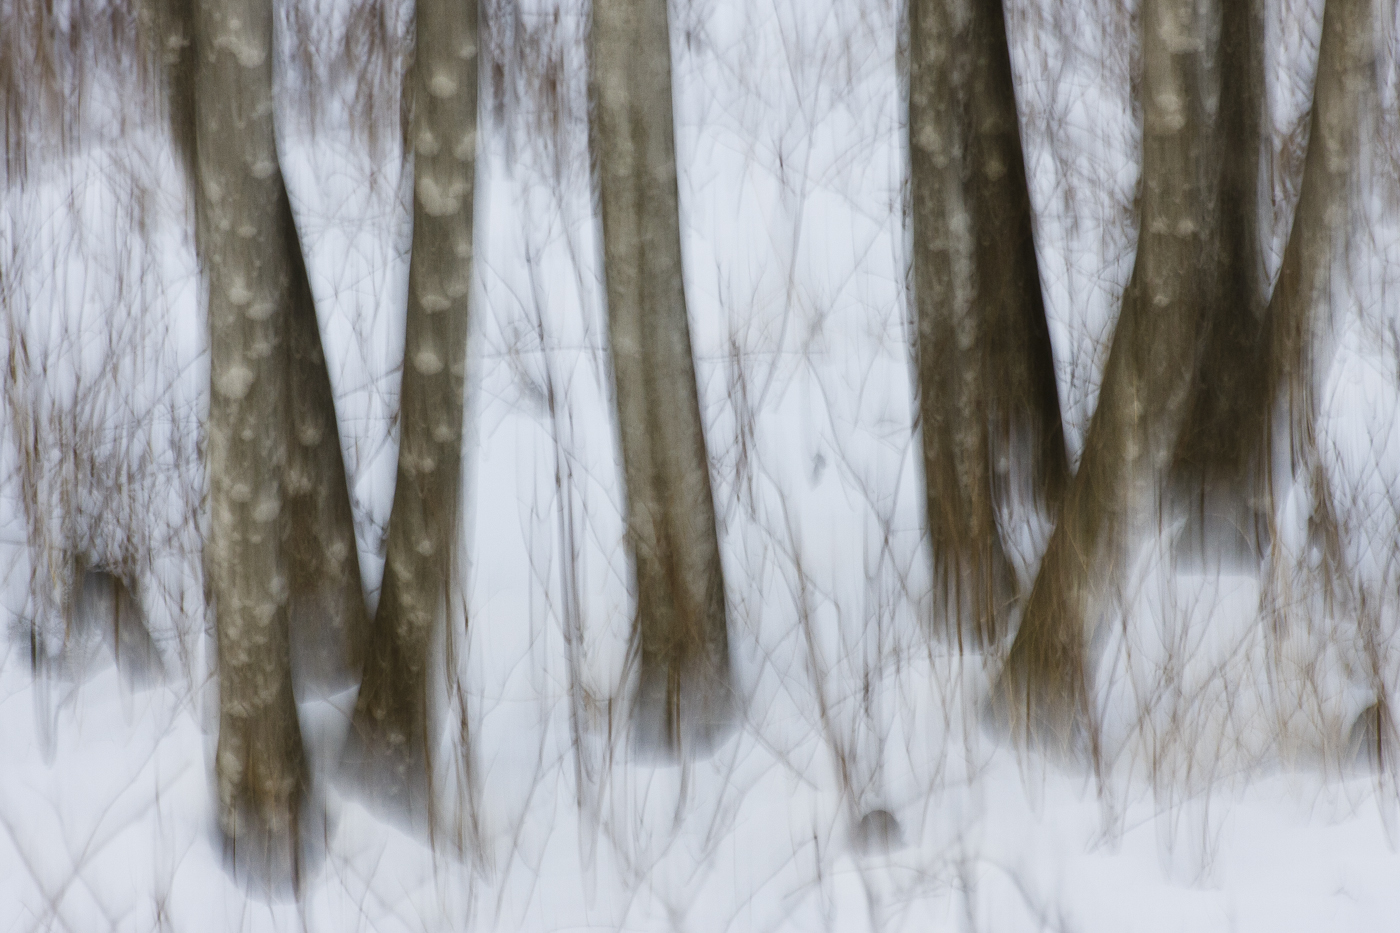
[2,0,1400,931]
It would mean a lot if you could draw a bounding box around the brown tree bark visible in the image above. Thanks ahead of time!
[190,0,311,878]
[589,0,732,755]
[907,0,1068,650]
[340,0,478,821]
[1259,0,1375,741]
[152,1,371,696]
[156,0,368,881]
[1168,0,1270,566]
[1261,0,1373,569]
[995,0,1260,747]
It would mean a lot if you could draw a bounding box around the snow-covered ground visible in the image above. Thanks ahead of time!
[4,0,1400,930]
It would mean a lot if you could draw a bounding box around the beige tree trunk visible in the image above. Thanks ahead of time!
[191,0,311,878]
[907,0,1068,650]
[341,0,478,820]
[996,0,1258,747]
[165,0,369,880]
[589,0,732,755]
[153,0,370,697]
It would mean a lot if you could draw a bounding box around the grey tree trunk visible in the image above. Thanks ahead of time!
[995,0,1257,747]
[191,0,310,878]
[173,0,367,881]
[341,0,478,821]
[589,0,732,755]
[153,0,370,697]
[907,0,1068,650]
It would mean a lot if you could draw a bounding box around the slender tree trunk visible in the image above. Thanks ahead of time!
[907,0,1068,650]
[996,0,1247,746]
[191,0,310,877]
[342,0,478,820]
[589,0,732,755]
[1261,0,1373,700]
[1169,0,1269,566]
[284,199,372,690]
[1264,0,1372,535]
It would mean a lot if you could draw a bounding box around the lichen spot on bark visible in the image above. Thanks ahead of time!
[417,177,461,217]
[216,365,255,400]
[414,347,444,375]
[227,279,254,306]
[419,292,451,313]
[428,72,458,99]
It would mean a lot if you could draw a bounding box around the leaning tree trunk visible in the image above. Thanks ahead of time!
[342,0,478,821]
[589,0,732,755]
[1267,0,1374,442]
[190,0,311,879]
[907,0,1068,650]
[1259,0,1375,741]
[995,0,1247,747]
[284,218,372,691]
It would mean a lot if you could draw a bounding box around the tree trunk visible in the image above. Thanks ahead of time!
[342,0,478,821]
[284,199,373,691]
[191,0,311,880]
[589,0,732,755]
[907,0,1068,650]
[1259,0,1373,690]
[153,0,370,696]
[995,0,1249,747]
[1168,0,1269,567]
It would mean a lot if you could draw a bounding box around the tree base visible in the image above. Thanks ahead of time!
[631,663,735,761]
[217,787,329,899]
[337,721,434,836]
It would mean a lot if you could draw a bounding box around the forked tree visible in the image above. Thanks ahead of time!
[994,0,1266,746]
[339,0,479,820]
[995,0,1377,748]
[149,0,481,869]
[907,0,1068,650]
[589,0,733,755]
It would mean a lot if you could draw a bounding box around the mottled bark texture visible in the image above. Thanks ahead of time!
[995,0,1261,747]
[589,0,732,755]
[184,0,364,883]
[153,0,370,696]
[193,0,308,877]
[341,0,478,821]
[907,0,1068,649]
